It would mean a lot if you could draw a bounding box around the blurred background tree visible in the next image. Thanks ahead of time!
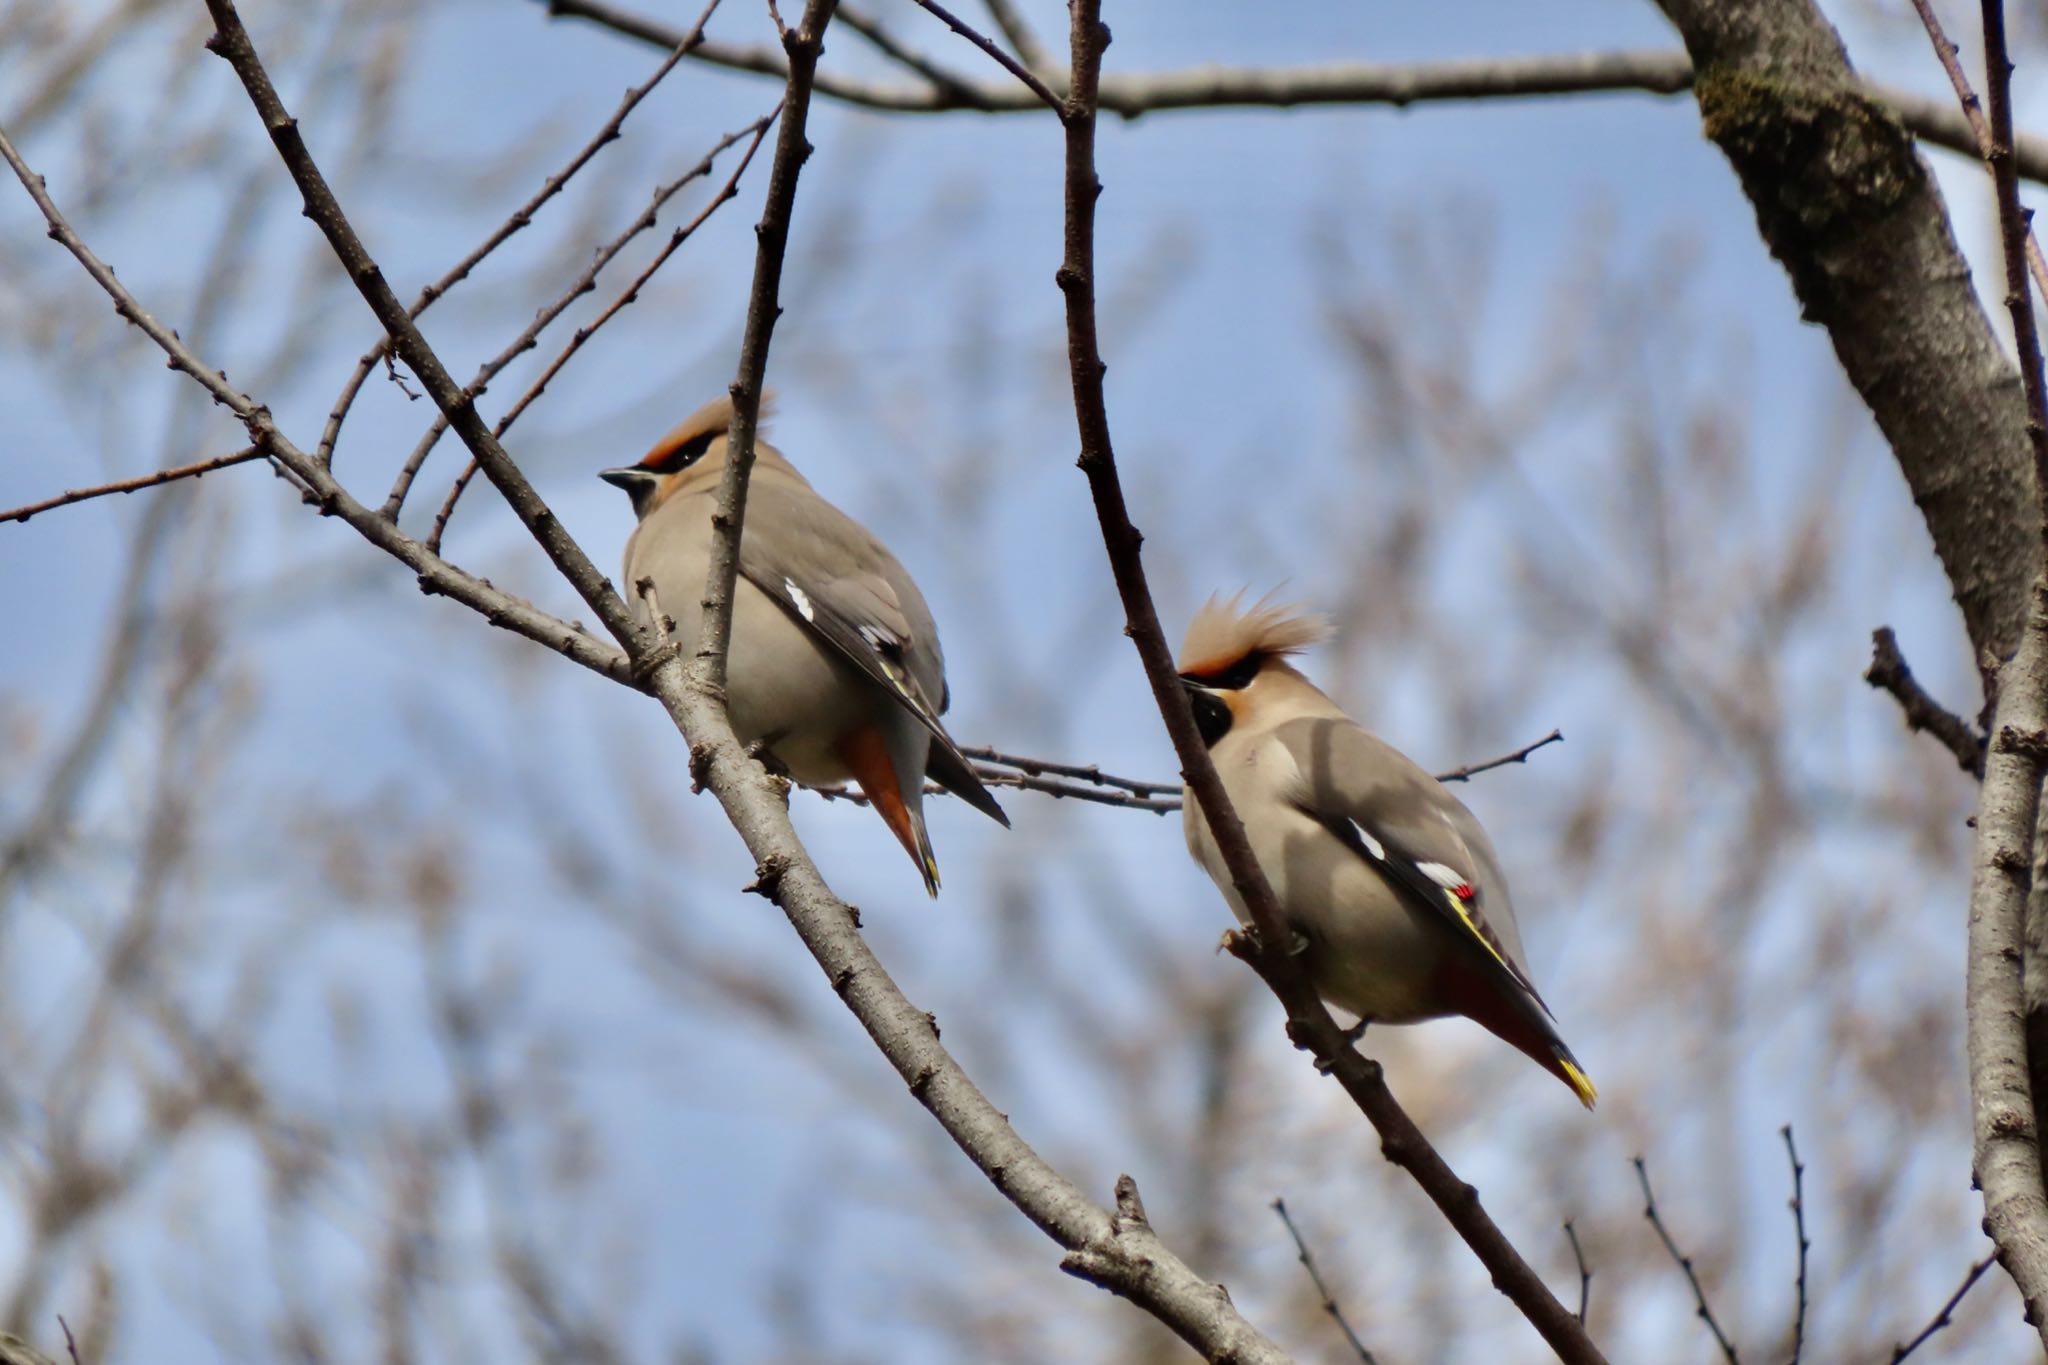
[0,0,2038,1360]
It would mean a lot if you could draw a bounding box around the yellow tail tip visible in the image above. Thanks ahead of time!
[1560,1058,1598,1110]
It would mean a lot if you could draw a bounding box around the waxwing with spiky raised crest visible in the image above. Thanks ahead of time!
[1177,592,1596,1108]
[601,395,1007,895]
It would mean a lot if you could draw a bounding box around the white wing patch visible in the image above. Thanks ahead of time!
[1416,861,1468,891]
[784,579,815,623]
[1346,819,1386,861]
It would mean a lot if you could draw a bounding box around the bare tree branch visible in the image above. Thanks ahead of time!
[200,0,647,656]
[1782,1126,1809,1365]
[1563,1220,1592,1326]
[1432,728,1565,783]
[1865,627,1986,778]
[326,0,725,474]
[1634,1156,1740,1363]
[1977,0,2048,535]
[1052,5,1605,1362]
[905,0,1061,110]
[424,108,780,550]
[690,0,837,698]
[979,0,1049,73]
[539,3,2048,185]
[1890,1251,1997,1361]
[0,446,264,524]
[1904,0,2048,302]
[1965,582,2048,1344]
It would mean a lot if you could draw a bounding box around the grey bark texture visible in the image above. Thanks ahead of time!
[1967,583,2048,1346]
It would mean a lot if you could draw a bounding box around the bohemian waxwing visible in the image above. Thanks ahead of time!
[601,394,1008,896]
[1176,593,1596,1108]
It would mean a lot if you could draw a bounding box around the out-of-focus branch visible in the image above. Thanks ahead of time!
[0,446,264,524]
[1864,627,1986,778]
[1890,1251,1996,1361]
[1633,1156,1739,1363]
[1965,582,2048,1343]
[1272,1198,1378,1364]
[0,1332,60,1365]
[538,3,2048,185]
[1052,6,1604,1363]
[980,0,1048,73]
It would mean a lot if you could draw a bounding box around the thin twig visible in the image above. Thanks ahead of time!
[1905,0,2048,302]
[0,121,636,683]
[1634,1156,1740,1363]
[1,446,263,523]
[905,0,1061,110]
[1563,1220,1592,1326]
[202,0,645,652]
[1978,0,2048,548]
[1865,627,1987,777]
[327,0,724,475]
[1433,727,1564,783]
[1781,1126,1809,1365]
[1890,1253,1997,1361]
[1052,5,1604,1363]
[1271,1198,1378,1364]
[424,108,779,551]
[960,745,1179,796]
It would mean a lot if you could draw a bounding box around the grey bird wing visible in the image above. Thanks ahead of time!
[737,479,1009,827]
[1274,716,1547,1014]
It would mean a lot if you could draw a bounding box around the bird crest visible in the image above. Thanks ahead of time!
[1178,591,1330,679]
[636,390,778,472]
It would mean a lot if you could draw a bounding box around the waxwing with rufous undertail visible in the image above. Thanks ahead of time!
[1176,593,1595,1107]
[602,395,1008,895]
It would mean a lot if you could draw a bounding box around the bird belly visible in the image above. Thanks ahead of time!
[1184,747,1450,1025]
[636,564,871,785]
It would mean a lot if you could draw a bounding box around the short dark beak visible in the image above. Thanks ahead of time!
[598,466,648,491]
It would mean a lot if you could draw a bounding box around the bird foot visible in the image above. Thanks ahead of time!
[1313,1021,1369,1075]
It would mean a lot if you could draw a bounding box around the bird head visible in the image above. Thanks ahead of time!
[1176,592,1330,747]
[600,391,783,520]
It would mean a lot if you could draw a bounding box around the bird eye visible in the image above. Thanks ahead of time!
[643,430,717,475]
[1190,690,1233,747]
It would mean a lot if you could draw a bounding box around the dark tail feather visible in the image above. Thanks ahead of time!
[924,734,1010,827]
[1440,957,1597,1110]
